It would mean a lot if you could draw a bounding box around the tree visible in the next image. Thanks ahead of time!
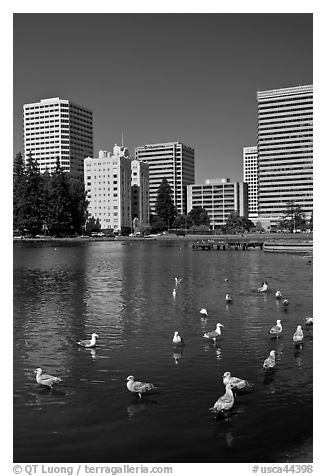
[150,214,167,233]
[68,177,89,234]
[172,214,192,230]
[280,201,306,232]
[85,216,101,235]
[21,152,44,235]
[13,152,27,232]
[155,178,177,228]
[47,158,73,236]
[187,207,210,227]
[225,211,254,234]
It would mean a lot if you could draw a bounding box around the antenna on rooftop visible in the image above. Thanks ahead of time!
[122,132,124,147]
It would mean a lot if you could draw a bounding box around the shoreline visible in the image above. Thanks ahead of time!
[13,232,313,244]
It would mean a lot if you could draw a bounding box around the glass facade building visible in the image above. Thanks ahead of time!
[24,97,93,178]
[135,141,195,215]
[257,85,313,223]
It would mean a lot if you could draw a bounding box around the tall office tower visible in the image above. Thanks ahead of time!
[187,178,248,229]
[243,146,258,220]
[131,159,150,227]
[135,141,195,215]
[257,85,313,226]
[24,97,93,178]
[84,145,132,232]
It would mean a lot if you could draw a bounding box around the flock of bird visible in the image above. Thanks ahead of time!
[33,277,313,418]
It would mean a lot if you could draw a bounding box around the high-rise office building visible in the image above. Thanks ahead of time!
[257,85,313,226]
[24,97,93,178]
[135,141,195,215]
[187,178,248,229]
[131,159,150,227]
[243,146,258,220]
[84,145,131,232]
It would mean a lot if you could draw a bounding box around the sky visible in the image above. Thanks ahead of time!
[13,12,313,183]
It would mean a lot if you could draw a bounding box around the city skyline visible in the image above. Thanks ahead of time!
[13,13,312,183]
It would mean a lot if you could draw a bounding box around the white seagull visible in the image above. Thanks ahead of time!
[282,299,289,307]
[257,281,268,292]
[126,375,157,398]
[269,319,282,338]
[304,316,313,326]
[34,368,62,389]
[173,331,184,345]
[222,371,250,390]
[209,384,234,413]
[200,308,208,317]
[293,325,304,343]
[275,290,282,299]
[175,277,182,286]
[263,350,276,370]
[225,294,233,303]
[76,333,99,348]
[172,288,176,298]
[203,323,224,343]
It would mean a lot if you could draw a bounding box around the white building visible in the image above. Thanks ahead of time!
[131,159,150,227]
[84,145,132,232]
[257,85,313,227]
[135,141,195,215]
[243,146,258,220]
[187,178,248,229]
[24,97,93,178]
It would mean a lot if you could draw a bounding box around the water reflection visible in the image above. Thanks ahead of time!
[13,241,313,463]
[172,347,184,365]
[126,398,159,418]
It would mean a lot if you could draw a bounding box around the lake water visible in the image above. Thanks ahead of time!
[13,240,313,463]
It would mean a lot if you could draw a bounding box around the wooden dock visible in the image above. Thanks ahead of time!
[192,240,264,251]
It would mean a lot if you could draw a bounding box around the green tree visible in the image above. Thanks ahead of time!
[68,177,89,234]
[150,214,167,233]
[47,158,73,236]
[21,152,44,235]
[280,201,306,232]
[85,216,101,235]
[172,214,192,229]
[155,178,177,228]
[187,207,210,227]
[13,152,27,232]
[225,211,254,234]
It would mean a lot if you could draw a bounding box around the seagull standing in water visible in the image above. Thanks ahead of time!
[263,350,276,370]
[209,384,234,413]
[34,368,62,389]
[203,323,224,343]
[269,320,282,338]
[125,375,157,398]
[225,294,233,303]
[293,325,304,343]
[173,331,184,345]
[222,371,251,390]
[282,299,289,307]
[172,288,176,298]
[257,281,268,292]
[200,308,208,317]
[76,333,99,348]
[304,316,313,326]
[275,291,282,299]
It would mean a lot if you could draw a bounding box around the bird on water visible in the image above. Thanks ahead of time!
[203,323,224,343]
[257,281,268,292]
[173,331,184,345]
[126,375,157,398]
[209,383,234,413]
[222,371,251,390]
[76,333,99,348]
[263,350,276,370]
[269,320,282,338]
[34,368,62,389]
